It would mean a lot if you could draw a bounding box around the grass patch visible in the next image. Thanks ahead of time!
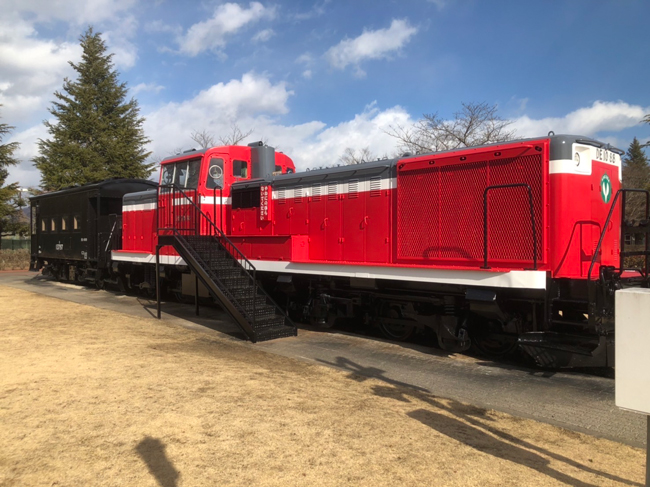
[0,285,644,487]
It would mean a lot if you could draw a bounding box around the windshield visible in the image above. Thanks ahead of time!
[161,158,202,189]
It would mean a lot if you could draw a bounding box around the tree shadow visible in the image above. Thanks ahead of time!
[409,409,603,487]
[135,436,180,487]
[324,356,641,487]
[377,385,643,486]
[315,356,430,394]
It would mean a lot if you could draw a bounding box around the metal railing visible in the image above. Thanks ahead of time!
[588,188,650,281]
[155,184,290,335]
[482,183,538,270]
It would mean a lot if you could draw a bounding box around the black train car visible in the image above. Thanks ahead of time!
[30,179,157,285]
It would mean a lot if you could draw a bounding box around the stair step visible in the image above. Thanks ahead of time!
[254,316,287,329]
[247,306,279,320]
[237,295,268,309]
[173,233,296,343]
[212,268,244,279]
[194,248,230,259]
[217,276,251,289]
[227,287,259,300]
[255,324,297,341]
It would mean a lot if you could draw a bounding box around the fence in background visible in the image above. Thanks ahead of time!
[0,238,31,250]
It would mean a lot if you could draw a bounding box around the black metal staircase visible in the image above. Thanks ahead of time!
[155,184,296,342]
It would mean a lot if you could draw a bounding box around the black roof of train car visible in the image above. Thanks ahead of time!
[30,178,158,201]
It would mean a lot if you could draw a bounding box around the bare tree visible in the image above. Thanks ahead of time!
[190,129,216,149]
[339,147,375,165]
[386,102,516,155]
[218,123,253,146]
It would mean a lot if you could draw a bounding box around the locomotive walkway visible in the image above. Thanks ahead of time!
[0,271,644,448]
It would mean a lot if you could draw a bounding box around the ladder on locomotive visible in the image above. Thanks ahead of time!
[590,189,650,283]
[525,189,650,367]
[582,188,650,339]
[154,184,296,342]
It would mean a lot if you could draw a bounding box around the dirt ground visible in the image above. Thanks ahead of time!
[0,285,645,487]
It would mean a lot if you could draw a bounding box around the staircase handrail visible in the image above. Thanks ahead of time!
[157,183,294,335]
[588,188,650,281]
[158,183,258,277]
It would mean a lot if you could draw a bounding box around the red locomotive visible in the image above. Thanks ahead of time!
[32,134,649,367]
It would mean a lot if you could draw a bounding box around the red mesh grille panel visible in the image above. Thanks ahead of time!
[397,152,545,268]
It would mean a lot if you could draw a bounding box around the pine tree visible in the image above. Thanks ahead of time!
[34,27,153,191]
[623,137,650,189]
[622,137,650,223]
[0,106,20,242]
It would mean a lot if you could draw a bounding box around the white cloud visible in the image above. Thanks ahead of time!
[0,0,142,126]
[131,83,165,95]
[296,53,312,64]
[4,123,50,188]
[428,0,446,10]
[102,14,140,69]
[512,101,649,138]
[252,29,275,43]
[302,70,313,79]
[325,19,418,76]
[178,2,276,56]
[143,72,294,157]
[287,103,412,169]
[144,20,182,35]
[0,18,81,123]
[3,0,136,25]
[139,73,410,172]
[291,0,330,21]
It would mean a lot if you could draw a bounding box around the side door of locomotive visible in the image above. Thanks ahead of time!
[325,181,342,261]
[342,179,365,262]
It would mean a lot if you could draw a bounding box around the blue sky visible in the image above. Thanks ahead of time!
[2,0,649,188]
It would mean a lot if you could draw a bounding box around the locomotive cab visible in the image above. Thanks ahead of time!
[157,142,295,233]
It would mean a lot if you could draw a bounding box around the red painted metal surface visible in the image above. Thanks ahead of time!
[117,137,626,284]
[549,160,621,279]
[396,141,548,270]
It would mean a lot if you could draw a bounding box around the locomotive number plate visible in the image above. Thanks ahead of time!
[594,148,617,164]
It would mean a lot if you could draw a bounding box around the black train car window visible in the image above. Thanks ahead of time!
[232,188,260,209]
[73,215,80,231]
[50,218,56,232]
[41,218,47,232]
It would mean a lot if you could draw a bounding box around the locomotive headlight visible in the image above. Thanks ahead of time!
[574,152,581,166]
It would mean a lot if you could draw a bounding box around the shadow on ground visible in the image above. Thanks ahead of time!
[326,356,641,487]
[135,436,180,487]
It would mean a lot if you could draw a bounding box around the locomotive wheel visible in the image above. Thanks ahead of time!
[378,308,415,341]
[470,320,518,357]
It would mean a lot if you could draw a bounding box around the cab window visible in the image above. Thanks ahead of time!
[187,160,201,189]
[161,164,174,185]
[174,163,187,187]
[162,158,202,189]
[233,160,248,179]
[206,158,224,189]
